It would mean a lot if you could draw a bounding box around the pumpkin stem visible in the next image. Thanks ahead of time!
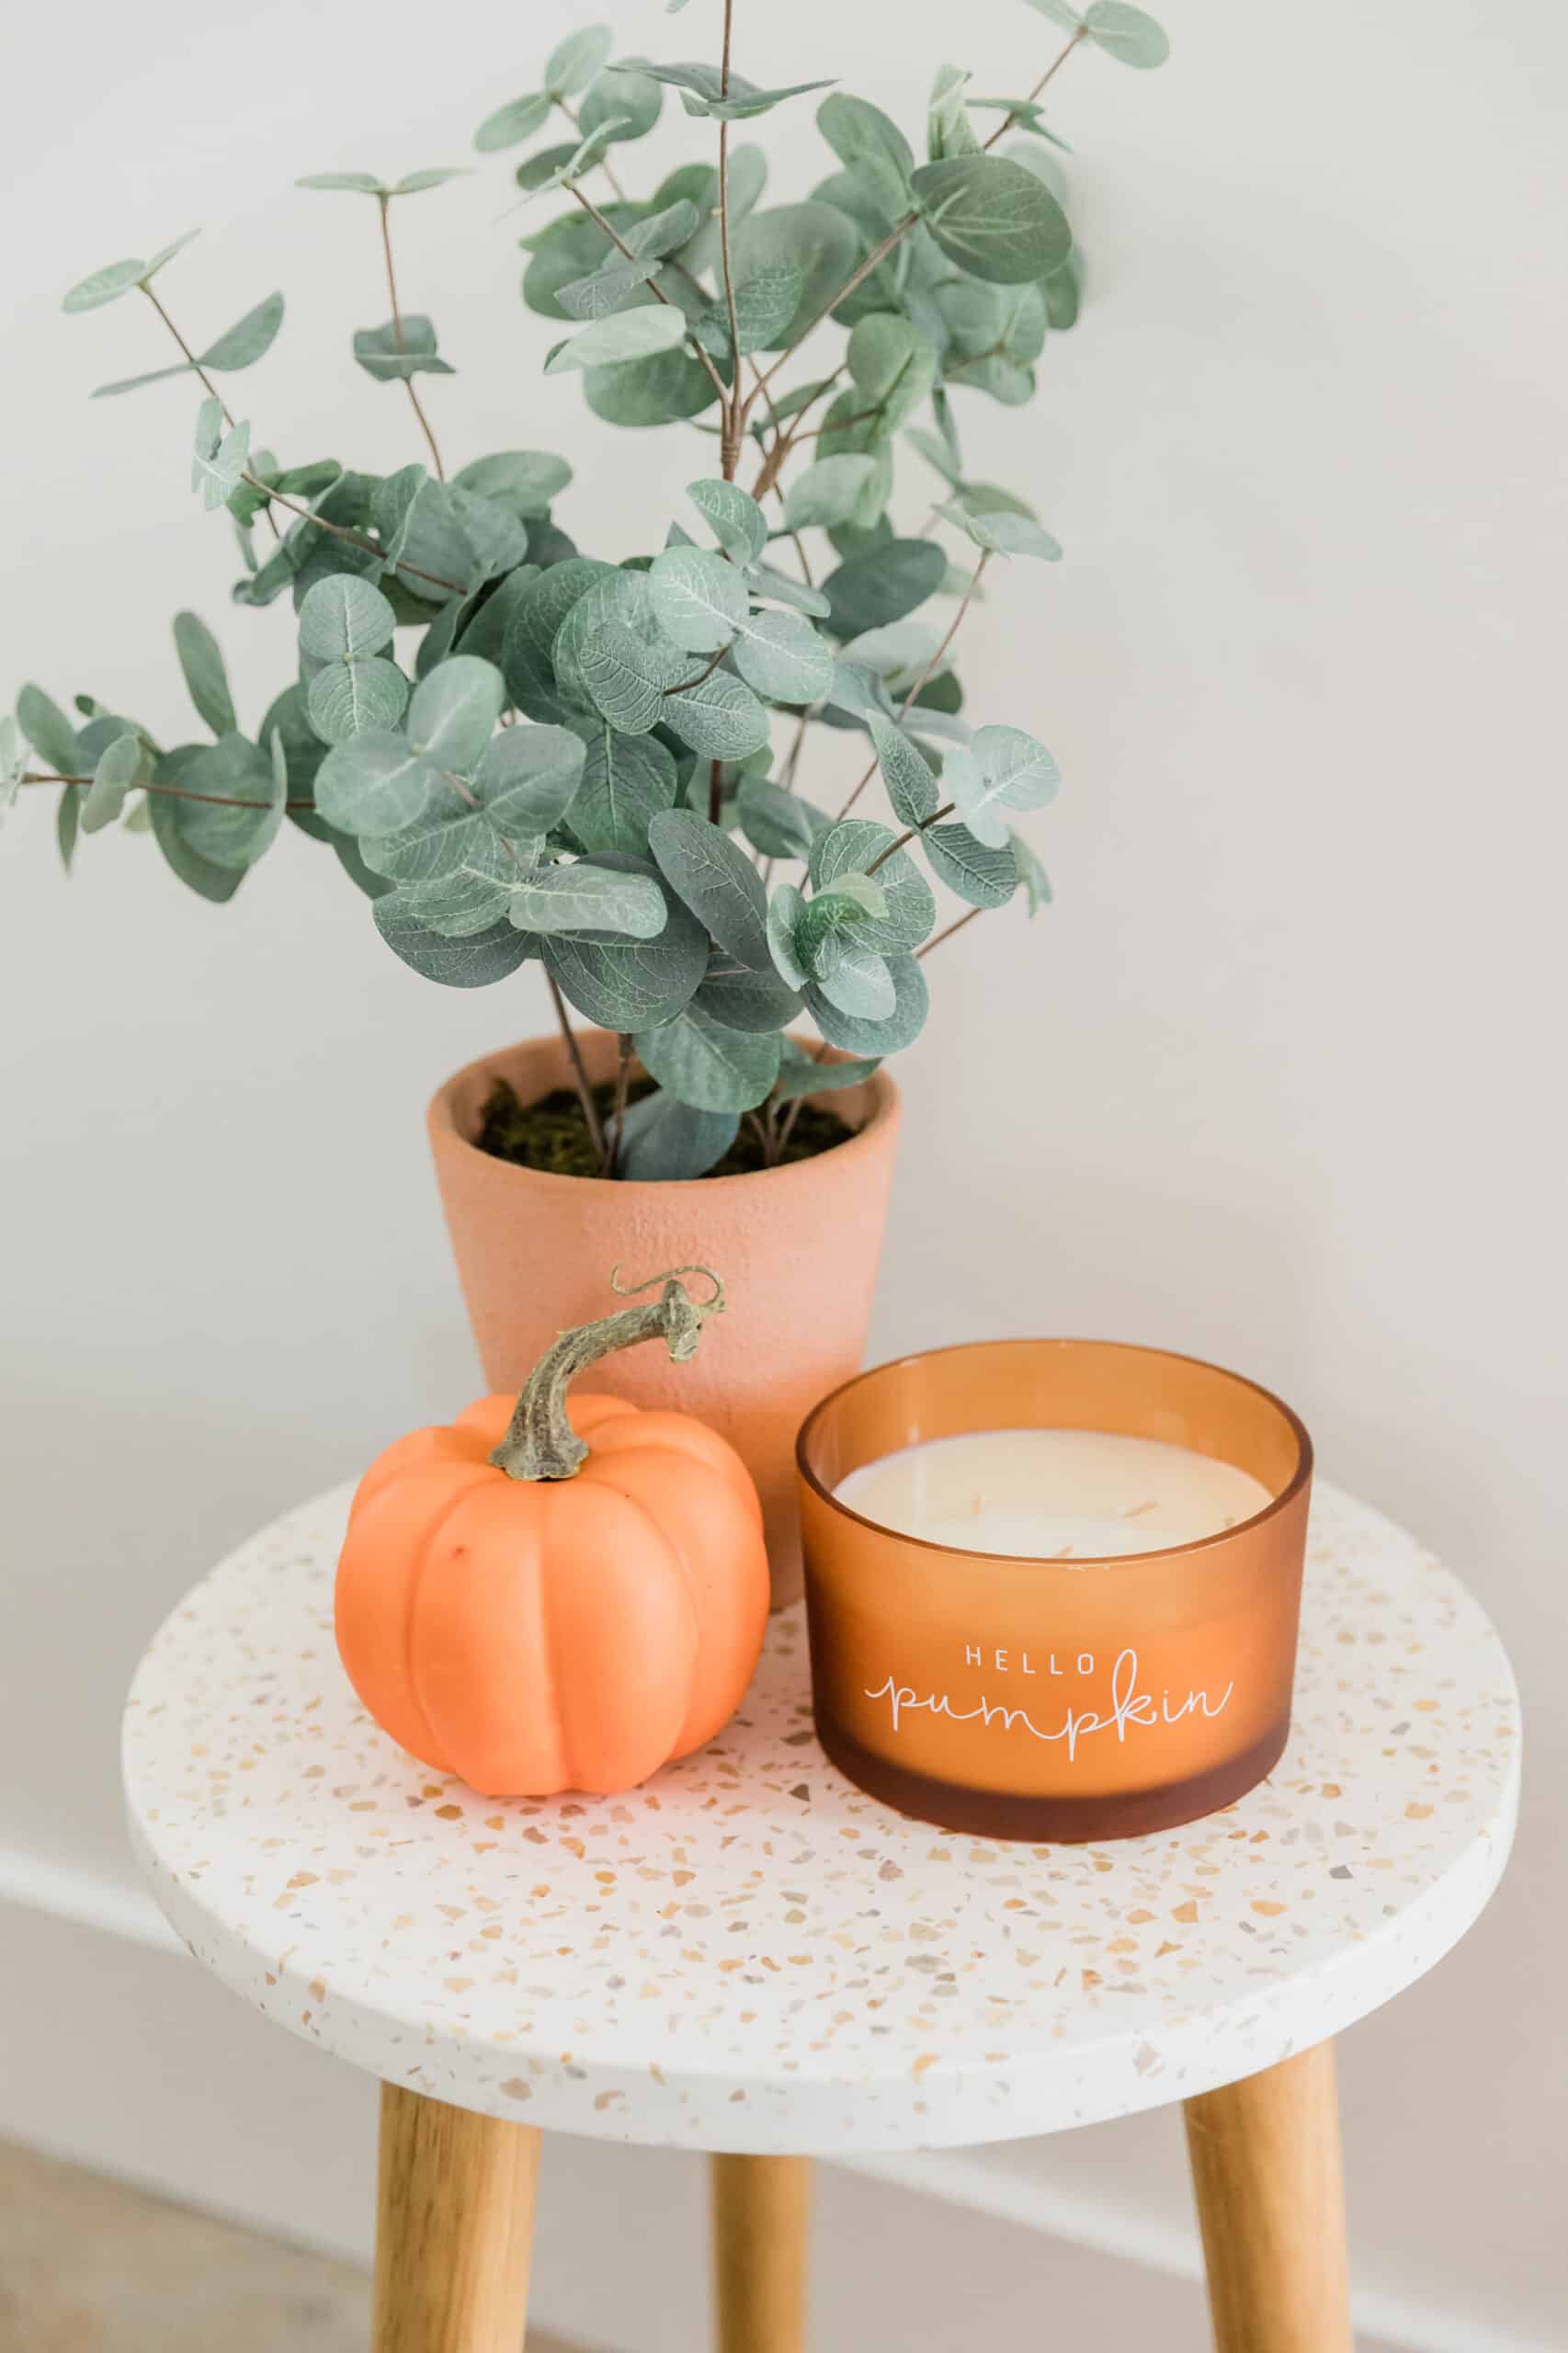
[488,1265,727,1483]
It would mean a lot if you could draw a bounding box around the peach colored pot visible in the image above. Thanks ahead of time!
[428,1031,902,1607]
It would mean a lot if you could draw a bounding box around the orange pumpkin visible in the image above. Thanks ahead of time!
[335,1267,769,1796]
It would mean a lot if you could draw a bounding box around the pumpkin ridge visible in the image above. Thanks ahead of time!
[337,1458,496,1768]
[405,1470,566,1790]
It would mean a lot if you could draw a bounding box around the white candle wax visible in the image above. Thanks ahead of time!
[834,1428,1274,1559]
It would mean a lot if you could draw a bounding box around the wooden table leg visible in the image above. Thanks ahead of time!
[373,2083,541,2353]
[1184,2040,1352,2353]
[710,2154,812,2353]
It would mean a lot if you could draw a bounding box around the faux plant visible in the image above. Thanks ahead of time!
[6,0,1169,1180]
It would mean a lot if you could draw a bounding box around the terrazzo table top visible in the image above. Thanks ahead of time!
[123,1480,1518,2155]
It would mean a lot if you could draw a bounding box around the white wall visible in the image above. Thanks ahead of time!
[2,1,1563,2344]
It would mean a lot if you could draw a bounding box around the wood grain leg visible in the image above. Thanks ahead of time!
[710,2154,812,2353]
[1184,2040,1352,2353]
[373,2083,541,2353]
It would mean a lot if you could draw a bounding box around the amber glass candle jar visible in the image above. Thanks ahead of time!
[797,1340,1312,1842]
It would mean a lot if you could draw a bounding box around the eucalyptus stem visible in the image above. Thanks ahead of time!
[983,25,1088,146]
[377,195,446,481]
[489,1266,725,1481]
[238,474,468,596]
[554,95,630,201]
[865,800,955,875]
[917,904,985,959]
[140,284,282,540]
[838,551,990,819]
[546,967,610,1169]
[716,0,744,478]
[564,182,731,406]
[608,1034,633,1173]
[19,770,312,813]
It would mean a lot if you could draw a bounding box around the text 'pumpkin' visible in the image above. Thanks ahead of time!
[335,1267,769,1796]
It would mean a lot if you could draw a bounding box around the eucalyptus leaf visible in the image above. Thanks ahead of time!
[922,818,1018,905]
[201,292,284,371]
[817,93,915,212]
[148,759,243,901]
[807,947,928,1054]
[811,815,935,950]
[190,400,251,511]
[354,316,454,382]
[783,454,880,534]
[691,265,802,358]
[474,92,553,153]
[568,722,679,852]
[525,119,632,198]
[453,450,570,524]
[911,153,1071,284]
[687,478,768,565]
[649,546,749,653]
[307,656,408,745]
[580,66,665,144]
[176,733,286,870]
[658,667,770,762]
[767,883,810,989]
[509,860,666,938]
[544,852,708,1027]
[375,895,534,985]
[298,574,397,662]
[622,60,835,124]
[390,168,471,196]
[736,772,825,860]
[585,341,720,427]
[730,203,859,348]
[406,655,506,771]
[943,723,1060,847]
[869,711,940,825]
[847,313,938,429]
[558,599,683,735]
[941,501,1062,560]
[1083,0,1170,68]
[403,865,514,938]
[173,611,237,737]
[297,171,387,193]
[545,304,689,374]
[814,931,895,1019]
[557,255,664,322]
[1010,827,1053,915]
[647,807,770,968]
[745,561,833,621]
[694,962,805,1032]
[471,722,587,834]
[731,610,835,707]
[616,1092,738,1180]
[546,23,614,97]
[502,557,618,719]
[634,1004,780,1111]
[81,732,143,834]
[771,1046,881,1101]
[361,801,509,886]
[823,539,947,639]
[56,784,82,870]
[17,685,81,776]
[315,731,442,836]
[62,256,149,313]
[927,64,983,163]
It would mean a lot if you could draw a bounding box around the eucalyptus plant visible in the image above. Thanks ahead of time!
[7,0,1169,1180]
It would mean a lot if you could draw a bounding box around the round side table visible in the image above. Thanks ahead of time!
[124,1480,1517,2353]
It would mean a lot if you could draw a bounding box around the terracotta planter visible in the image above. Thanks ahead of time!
[428,1030,902,1607]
